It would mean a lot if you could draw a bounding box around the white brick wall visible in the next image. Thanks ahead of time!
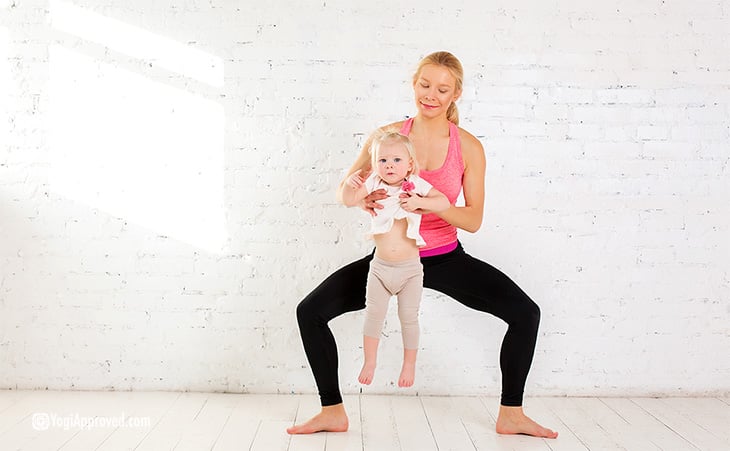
[1,0,728,397]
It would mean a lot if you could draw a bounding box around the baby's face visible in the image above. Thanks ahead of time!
[375,142,412,185]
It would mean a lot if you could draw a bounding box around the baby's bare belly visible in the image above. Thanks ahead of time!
[373,218,420,262]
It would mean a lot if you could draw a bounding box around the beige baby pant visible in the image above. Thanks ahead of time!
[363,256,423,350]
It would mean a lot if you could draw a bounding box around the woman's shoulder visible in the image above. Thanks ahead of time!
[378,120,408,133]
[363,120,407,142]
[456,125,486,163]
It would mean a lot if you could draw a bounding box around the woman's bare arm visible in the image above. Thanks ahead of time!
[436,129,486,233]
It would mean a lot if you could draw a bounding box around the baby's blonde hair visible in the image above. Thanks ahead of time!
[370,129,419,176]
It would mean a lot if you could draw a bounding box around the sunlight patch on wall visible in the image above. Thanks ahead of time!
[49,45,227,253]
[50,0,223,87]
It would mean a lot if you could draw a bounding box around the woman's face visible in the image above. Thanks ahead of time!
[413,64,461,119]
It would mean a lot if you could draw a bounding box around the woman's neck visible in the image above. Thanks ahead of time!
[412,114,450,138]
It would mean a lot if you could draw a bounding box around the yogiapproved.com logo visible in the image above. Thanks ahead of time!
[31,412,150,431]
[31,412,51,431]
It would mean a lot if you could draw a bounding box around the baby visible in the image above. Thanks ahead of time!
[342,130,449,387]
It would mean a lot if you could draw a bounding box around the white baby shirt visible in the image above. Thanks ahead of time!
[364,172,433,247]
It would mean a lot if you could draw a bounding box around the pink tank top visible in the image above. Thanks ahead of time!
[399,118,465,255]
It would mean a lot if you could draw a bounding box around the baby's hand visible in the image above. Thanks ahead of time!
[346,169,368,189]
[399,193,422,213]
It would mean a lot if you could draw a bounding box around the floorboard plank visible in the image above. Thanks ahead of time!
[55,391,155,451]
[211,395,270,451]
[0,391,47,439]
[288,431,326,451]
[600,397,694,450]
[571,398,661,450]
[631,397,722,451]
[0,390,31,415]
[0,392,60,450]
[541,397,623,450]
[1,391,106,451]
[133,392,211,450]
[245,395,299,451]
[172,392,242,451]
[360,395,400,451]
[2,391,78,449]
[655,398,730,447]
[420,396,476,451]
[251,420,294,451]
[93,391,178,451]
[451,397,505,451]
[391,395,437,451]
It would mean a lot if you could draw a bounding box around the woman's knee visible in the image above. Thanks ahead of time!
[524,299,541,330]
[505,296,540,331]
[296,297,317,326]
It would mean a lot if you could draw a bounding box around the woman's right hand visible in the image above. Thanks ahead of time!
[362,189,387,216]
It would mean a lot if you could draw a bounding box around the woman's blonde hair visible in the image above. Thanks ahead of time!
[370,129,419,176]
[412,51,464,125]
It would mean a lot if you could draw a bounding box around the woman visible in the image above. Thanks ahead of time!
[288,51,557,439]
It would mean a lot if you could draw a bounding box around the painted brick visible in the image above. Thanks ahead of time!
[0,0,728,399]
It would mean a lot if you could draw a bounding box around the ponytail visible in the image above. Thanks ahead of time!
[447,103,459,126]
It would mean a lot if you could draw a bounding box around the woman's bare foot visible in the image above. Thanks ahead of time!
[398,361,415,387]
[286,404,349,434]
[358,362,376,385]
[496,405,558,438]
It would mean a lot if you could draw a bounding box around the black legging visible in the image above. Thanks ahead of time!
[295,242,540,407]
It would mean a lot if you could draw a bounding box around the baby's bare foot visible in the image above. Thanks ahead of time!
[358,363,376,385]
[398,361,415,387]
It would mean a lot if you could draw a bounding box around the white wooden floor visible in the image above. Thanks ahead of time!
[0,390,728,450]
